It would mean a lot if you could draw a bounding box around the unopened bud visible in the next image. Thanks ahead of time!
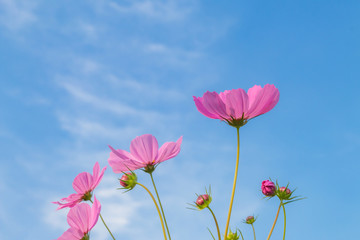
[245,215,256,224]
[261,180,276,197]
[277,186,292,200]
[119,172,137,190]
[226,229,240,240]
[195,194,212,210]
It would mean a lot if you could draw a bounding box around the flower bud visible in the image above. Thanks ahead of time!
[245,215,256,224]
[277,186,292,200]
[226,229,240,240]
[195,194,212,210]
[119,172,137,190]
[261,180,276,197]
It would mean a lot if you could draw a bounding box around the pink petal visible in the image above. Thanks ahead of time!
[155,136,183,164]
[246,84,279,119]
[91,162,107,190]
[108,147,142,173]
[201,91,229,120]
[57,227,83,240]
[193,96,220,119]
[53,193,83,210]
[220,89,249,119]
[130,134,159,164]
[89,196,101,230]
[72,172,93,194]
[67,203,91,234]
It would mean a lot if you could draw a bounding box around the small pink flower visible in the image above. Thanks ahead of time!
[193,84,279,127]
[53,162,106,210]
[108,134,183,173]
[57,196,101,240]
[261,180,276,196]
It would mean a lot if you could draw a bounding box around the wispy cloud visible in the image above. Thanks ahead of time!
[109,0,195,21]
[0,0,37,30]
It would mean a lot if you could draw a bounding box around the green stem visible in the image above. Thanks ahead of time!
[239,230,244,240]
[150,173,171,240]
[137,182,168,240]
[89,199,116,240]
[224,127,240,240]
[207,206,221,240]
[251,223,256,240]
[266,201,282,240]
[282,203,287,240]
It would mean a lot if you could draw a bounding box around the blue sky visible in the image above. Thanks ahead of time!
[1,0,359,239]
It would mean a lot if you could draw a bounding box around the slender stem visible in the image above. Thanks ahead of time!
[251,223,256,240]
[150,173,171,240]
[89,199,116,240]
[282,203,287,240]
[266,201,282,240]
[224,126,240,240]
[207,206,221,240]
[239,230,244,240]
[137,182,168,240]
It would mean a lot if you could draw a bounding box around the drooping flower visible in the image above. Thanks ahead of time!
[193,84,280,127]
[57,196,101,240]
[108,134,183,173]
[261,180,276,197]
[53,162,107,210]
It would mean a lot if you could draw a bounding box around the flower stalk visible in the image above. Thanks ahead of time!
[137,182,168,240]
[207,206,221,240]
[266,200,282,240]
[149,173,171,240]
[90,199,116,240]
[224,126,240,239]
[282,203,287,240]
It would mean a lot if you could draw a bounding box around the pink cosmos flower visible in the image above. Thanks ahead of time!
[108,134,183,173]
[57,196,101,240]
[53,162,106,210]
[193,84,280,127]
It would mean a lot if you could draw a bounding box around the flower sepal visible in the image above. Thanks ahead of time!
[118,171,137,191]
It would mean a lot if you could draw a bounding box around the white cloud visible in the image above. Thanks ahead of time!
[109,0,195,21]
[0,0,37,30]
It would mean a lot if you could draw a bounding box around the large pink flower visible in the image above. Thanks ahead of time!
[57,196,101,240]
[53,162,106,210]
[193,84,280,127]
[108,134,183,173]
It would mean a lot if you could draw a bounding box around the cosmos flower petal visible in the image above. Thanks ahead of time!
[91,162,107,190]
[72,172,93,194]
[223,88,249,119]
[67,203,91,234]
[108,146,142,173]
[130,134,159,164]
[89,196,101,230]
[194,84,279,127]
[193,96,220,119]
[201,91,229,120]
[53,193,83,210]
[156,136,183,163]
[246,84,279,119]
[57,227,83,240]
[108,134,182,173]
